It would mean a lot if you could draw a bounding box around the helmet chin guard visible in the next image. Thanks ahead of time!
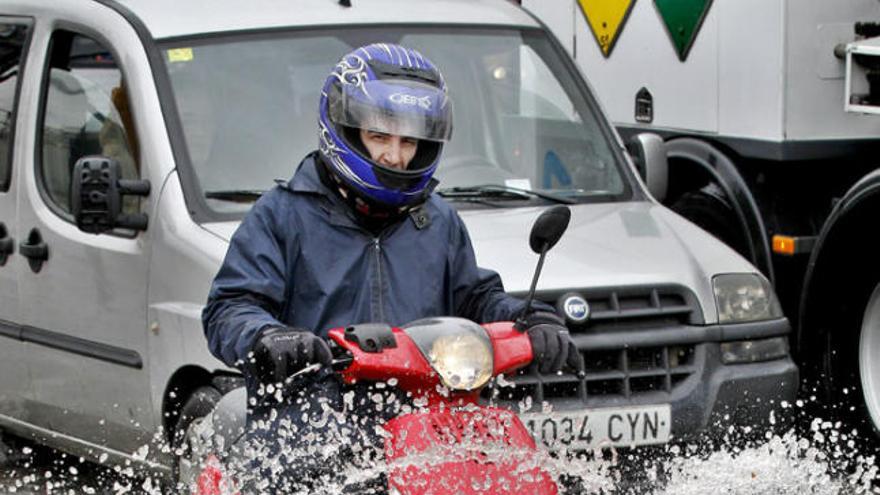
[318,43,452,208]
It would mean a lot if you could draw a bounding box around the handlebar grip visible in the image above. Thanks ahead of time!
[327,339,354,371]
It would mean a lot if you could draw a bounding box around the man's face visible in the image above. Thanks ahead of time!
[359,129,418,170]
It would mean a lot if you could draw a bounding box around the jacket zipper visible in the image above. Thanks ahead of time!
[373,237,385,322]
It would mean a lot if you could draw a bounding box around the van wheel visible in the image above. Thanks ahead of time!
[0,431,52,467]
[171,386,221,493]
[0,430,12,465]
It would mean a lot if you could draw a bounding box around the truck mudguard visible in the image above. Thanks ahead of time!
[665,137,775,284]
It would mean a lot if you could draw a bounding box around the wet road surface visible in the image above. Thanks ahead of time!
[1,404,878,494]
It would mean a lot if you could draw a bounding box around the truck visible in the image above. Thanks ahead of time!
[523,0,880,443]
[0,0,796,487]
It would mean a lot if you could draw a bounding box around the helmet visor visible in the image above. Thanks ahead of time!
[328,79,453,142]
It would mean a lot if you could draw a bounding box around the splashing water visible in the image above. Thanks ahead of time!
[1,401,878,494]
[656,430,876,495]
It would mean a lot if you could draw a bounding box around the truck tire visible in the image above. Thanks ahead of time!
[798,170,880,449]
[171,386,222,493]
[804,267,880,452]
[664,137,775,282]
[812,280,880,452]
[670,183,751,260]
[857,282,880,439]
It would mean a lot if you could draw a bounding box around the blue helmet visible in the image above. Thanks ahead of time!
[318,43,453,208]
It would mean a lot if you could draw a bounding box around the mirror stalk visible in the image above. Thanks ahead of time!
[514,242,549,331]
[515,205,572,331]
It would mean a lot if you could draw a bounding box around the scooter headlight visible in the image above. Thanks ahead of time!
[403,317,494,391]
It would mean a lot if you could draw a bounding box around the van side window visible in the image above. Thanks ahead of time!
[39,31,139,215]
[0,22,30,192]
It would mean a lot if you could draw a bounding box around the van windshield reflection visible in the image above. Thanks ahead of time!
[161,27,631,215]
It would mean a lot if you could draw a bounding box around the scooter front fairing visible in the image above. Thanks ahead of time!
[329,318,558,495]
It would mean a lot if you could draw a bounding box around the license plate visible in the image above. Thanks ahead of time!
[521,404,671,450]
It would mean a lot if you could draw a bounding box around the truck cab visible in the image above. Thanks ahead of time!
[0,0,797,483]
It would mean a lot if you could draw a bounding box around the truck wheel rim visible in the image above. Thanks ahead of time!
[859,283,880,433]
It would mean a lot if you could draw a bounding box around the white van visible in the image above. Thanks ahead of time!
[0,0,796,478]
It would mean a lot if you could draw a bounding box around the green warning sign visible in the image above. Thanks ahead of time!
[576,0,636,58]
[654,0,713,61]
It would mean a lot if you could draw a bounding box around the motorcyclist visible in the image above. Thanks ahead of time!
[202,43,583,490]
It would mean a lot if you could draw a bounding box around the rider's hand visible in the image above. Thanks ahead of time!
[523,311,585,375]
[251,327,333,384]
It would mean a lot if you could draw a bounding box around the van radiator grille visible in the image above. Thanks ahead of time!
[487,345,696,404]
[571,287,698,330]
[485,286,702,404]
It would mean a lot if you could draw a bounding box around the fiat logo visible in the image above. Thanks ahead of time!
[563,295,590,323]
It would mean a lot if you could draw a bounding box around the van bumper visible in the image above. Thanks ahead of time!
[670,318,799,438]
[676,343,799,438]
[498,317,799,441]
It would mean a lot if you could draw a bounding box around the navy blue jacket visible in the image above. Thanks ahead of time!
[202,153,532,369]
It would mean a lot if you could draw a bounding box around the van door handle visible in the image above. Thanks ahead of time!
[19,228,48,273]
[0,222,13,265]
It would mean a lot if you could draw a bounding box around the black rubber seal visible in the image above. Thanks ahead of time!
[0,318,143,369]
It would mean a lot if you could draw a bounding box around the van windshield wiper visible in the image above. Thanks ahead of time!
[204,189,265,202]
[436,185,575,205]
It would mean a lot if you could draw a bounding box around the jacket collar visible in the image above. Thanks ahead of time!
[280,153,367,231]
[282,151,433,234]
[285,152,329,197]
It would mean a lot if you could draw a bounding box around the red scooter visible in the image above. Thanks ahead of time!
[191,206,572,495]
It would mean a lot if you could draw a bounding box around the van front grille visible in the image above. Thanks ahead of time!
[572,286,701,330]
[486,344,697,405]
[485,285,703,407]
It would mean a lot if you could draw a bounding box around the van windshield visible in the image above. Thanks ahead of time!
[160,27,634,216]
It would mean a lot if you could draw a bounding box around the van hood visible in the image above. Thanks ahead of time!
[464,202,760,323]
[201,201,758,323]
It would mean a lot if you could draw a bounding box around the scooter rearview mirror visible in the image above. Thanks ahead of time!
[517,205,572,330]
[529,205,571,253]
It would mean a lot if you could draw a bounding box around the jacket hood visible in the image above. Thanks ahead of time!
[201,201,759,324]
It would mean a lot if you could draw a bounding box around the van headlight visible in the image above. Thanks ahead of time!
[713,273,783,324]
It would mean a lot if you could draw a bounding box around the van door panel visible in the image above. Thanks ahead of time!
[16,27,153,452]
[0,17,33,427]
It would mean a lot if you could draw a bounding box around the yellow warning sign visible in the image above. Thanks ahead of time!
[577,0,636,58]
[166,48,194,63]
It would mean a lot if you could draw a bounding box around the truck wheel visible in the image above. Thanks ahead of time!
[670,183,751,259]
[171,386,221,493]
[858,282,880,438]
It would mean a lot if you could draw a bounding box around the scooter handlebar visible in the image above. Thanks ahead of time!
[327,326,434,388]
[325,320,533,392]
[483,321,535,375]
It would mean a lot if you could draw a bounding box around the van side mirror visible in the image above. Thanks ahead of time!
[627,133,668,202]
[71,156,151,235]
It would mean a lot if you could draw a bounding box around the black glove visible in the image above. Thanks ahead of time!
[523,311,585,375]
[251,327,333,384]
